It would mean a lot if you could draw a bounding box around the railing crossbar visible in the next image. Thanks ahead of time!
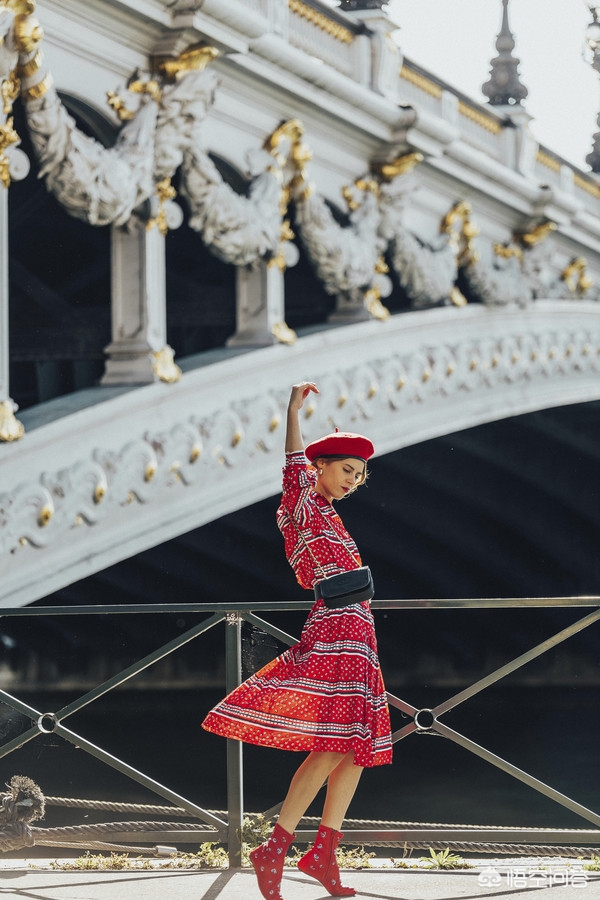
[244,611,298,647]
[53,720,226,832]
[434,721,600,828]
[435,607,600,717]
[56,612,225,721]
[0,596,599,617]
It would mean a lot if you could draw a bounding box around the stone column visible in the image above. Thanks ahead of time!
[102,219,181,385]
[227,260,296,347]
[0,140,29,441]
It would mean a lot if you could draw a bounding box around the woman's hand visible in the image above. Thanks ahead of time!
[288,382,319,411]
[285,382,319,452]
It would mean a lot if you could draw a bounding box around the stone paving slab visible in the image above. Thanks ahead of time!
[0,865,598,899]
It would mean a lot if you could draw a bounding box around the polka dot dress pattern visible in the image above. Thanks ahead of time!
[201,452,393,768]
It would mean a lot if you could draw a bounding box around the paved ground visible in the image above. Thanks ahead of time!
[0,861,598,899]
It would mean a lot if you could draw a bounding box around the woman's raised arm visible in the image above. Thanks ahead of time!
[285,382,319,453]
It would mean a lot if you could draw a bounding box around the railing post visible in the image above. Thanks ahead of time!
[225,611,244,867]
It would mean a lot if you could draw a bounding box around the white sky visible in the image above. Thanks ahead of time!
[328,1,600,171]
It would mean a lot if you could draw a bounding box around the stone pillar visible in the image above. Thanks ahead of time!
[227,260,296,347]
[0,141,29,441]
[102,219,181,385]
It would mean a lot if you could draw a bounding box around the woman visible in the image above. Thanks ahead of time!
[202,381,392,899]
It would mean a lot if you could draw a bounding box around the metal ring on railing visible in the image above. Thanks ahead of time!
[37,713,57,734]
[414,708,436,732]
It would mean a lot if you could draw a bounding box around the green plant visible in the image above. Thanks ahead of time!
[50,844,229,871]
[51,852,143,871]
[288,843,374,869]
[239,814,275,866]
[583,856,600,871]
[419,848,473,870]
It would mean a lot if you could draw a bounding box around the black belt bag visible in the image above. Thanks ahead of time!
[314,566,374,609]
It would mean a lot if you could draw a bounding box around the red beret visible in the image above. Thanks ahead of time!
[305,429,375,463]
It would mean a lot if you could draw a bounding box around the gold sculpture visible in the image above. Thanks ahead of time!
[0,400,24,441]
[146,177,178,236]
[0,118,19,188]
[372,152,424,182]
[561,257,593,296]
[514,220,557,246]
[152,346,182,383]
[153,43,219,82]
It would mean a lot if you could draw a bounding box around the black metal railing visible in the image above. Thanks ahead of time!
[0,596,599,866]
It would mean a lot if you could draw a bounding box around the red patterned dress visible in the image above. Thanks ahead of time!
[201,451,392,767]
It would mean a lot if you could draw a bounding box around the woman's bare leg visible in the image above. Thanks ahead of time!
[277,751,346,834]
[321,752,364,831]
[277,751,363,834]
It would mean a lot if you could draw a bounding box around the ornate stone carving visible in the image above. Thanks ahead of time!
[3,312,600,562]
[177,93,296,267]
[23,80,159,226]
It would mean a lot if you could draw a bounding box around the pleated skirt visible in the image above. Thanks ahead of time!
[201,600,392,768]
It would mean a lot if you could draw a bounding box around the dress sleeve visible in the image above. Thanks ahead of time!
[280,451,317,526]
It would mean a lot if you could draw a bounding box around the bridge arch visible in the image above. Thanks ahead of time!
[1,300,600,606]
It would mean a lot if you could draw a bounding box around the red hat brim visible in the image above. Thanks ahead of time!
[305,431,374,463]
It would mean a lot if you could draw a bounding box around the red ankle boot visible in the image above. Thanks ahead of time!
[297,824,356,897]
[250,822,295,900]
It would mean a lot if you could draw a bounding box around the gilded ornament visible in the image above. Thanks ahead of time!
[421,367,432,382]
[269,415,281,432]
[400,65,443,99]
[374,152,424,182]
[561,257,593,296]
[441,201,479,269]
[457,101,501,135]
[271,321,297,345]
[0,399,24,441]
[0,116,19,188]
[2,71,20,115]
[493,242,522,260]
[153,43,219,82]
[128,78,162,104]
[365,288,390,321]
[10,1,43,55]
[231,430,243,448]
[573,172,600,199]
[20,72,53,103]
[152,345,182,383]
[106,91,135,122]
[514,220,557,246]
[144,463,157,483]
[147,177,178,236]
[93,482,107,504]
[189,443,202,463]
[37,504,53,527]
[264,118,304,163]
[450,287,467,307]
[288,0,354,44]
[15,49,41,78]
[536,149,561,173]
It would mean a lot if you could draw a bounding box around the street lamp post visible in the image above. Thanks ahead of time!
[584,2,600,171]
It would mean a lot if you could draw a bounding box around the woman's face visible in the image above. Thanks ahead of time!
[315,457,366,502]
